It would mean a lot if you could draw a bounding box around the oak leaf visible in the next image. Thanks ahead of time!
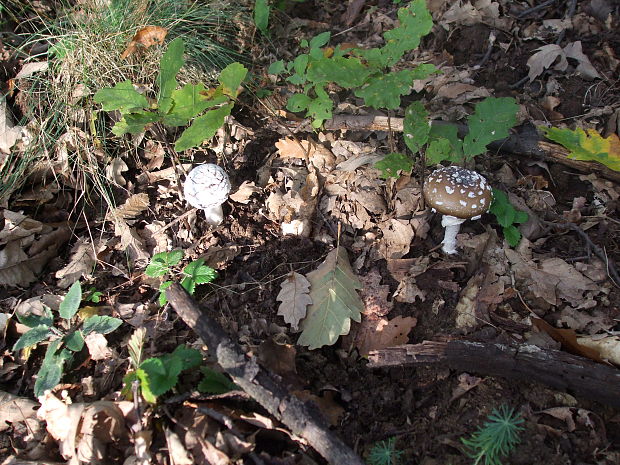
[277,271,312,331]
[120,26,168,60]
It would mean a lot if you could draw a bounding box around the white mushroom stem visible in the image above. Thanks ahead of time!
[441,215,466,254]
[202,204,224,226]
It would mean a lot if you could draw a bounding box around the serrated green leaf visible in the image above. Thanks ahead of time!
[381,0,434,67]
[82,315,122,336]
[286,93,311,112]
[254,0,270,34]
[94,80,148,113]
[135,369,156,403]
[17,306,53,328]
[174,103,233,151]
[306,56,370,88]
[309,32,331,50]
[138,355,183,398]
[374,153,413,179]
[181,258,217,295]
[157,37,185,114]
[128,328,146,369]
[64,330,84,352]
[428,123,463,159]
[298,247,363,349]
[159,281,173,306]
[463,97,518,158]
[12,325,52,351]
[163,83,213,126]
[540,127,620,172]
[112,111,160,136]
[403,101,430,153]
[503,225,522,247]
[168,344,202,370]
[292,54,309,75]
[425,137,454,165]
[59,281,82,320]
[218,62,248,97]
[198,367,238,394]
[490,189,528,248]
[354,69,417,109]
[268,60,285,75]
[146,250,184,277]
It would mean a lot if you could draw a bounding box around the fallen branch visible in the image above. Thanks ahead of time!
[368,340,620,409]
[166,283,365,465]
[317,116,620,184]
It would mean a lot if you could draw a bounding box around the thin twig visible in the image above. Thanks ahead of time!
[517,0,557,19]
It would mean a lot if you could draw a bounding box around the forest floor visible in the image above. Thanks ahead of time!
[1,0,620,464]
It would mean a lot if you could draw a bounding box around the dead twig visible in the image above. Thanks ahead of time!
[165,283,366,465]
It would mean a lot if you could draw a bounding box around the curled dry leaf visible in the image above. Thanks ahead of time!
[56,239,102,288]
[277,271,312,331]
[107,193,150,222]
[229,181,261,204]
[354,315,417,356]
[0,391,39,433]
[120,26,168,60]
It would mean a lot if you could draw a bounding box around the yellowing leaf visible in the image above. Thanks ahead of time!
[298,248,363,349]
[541,127,620,172]
[276,271,312,331]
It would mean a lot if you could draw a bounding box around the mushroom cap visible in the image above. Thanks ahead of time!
[422,166,493,218]
[184,163,231,210]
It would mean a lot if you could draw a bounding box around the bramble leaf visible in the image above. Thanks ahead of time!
[59,281,82,320]
[94,80,148,113]
[541,127,620,172]
[146,250,184,277]
[374,153,413,179]
[138,355,183,399]
[168,344,202,370]
[463,97,519,158]
[298,248,363,349]
[174,103,233,151]
[181,258,217,295]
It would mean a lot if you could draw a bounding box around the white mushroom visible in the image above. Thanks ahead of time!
[422,166,493,254]
[183,163,231,226]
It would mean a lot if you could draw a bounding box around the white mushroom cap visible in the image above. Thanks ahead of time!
[184,163,231,225]
[422,166,493,218]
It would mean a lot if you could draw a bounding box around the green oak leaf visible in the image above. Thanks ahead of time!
[174,104,233,151]
[156,37,185,115]
[94,80,148,113]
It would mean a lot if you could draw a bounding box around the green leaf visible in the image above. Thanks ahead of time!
[34,340,72,397]
[354,70,417,109]
[306,85,333,128]
[146,250,184,277]
[381,0,434,67]
[540,127,620,172]
[286,93,311,112]
[254,0,270,34]
[159,281,173,306]
[112,111,160,136]
[64,330,85,352]
[94,80,148,113]
[157,37,185,115]
[403,101,430,153]
[138,355,183,398]
[425,138,454,165]
[59,281,82,320]
[291,54,309,75]
[503,225,522,248]
[268,60,285,75]
[181,258,217,295]
[374,153,413,179]
[198,367,238,394]
[82,315,123,336]
[490,189,528,248]
[309,32,331,50]
[306,56,370,88]
[428,123,463,159]
[298,248,364,349]
[12,325,52,351]
[463,97,518,158]
[163,83,213,126]
[168,344,202,370]
[174,103,233,151]
[16,306,53,328]
[218,62,248,98]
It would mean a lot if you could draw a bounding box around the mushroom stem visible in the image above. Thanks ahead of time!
[203,204,224,226]
[441,215,466,254]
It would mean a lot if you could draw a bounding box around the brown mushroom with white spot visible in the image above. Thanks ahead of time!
[422,166,493,254]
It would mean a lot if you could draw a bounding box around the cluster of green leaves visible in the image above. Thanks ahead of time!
[123,331,236,403]
[146,250,217,305]
[461,405,524,465]
[489,189,528,247]
[375,97,519,179]
[367,437,404,465]
[94,37,247,151]
[12,281,122,397]
[268,0,436,128]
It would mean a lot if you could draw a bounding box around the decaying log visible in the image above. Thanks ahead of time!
[321,115,620,184]
[368,340,620,409]
[166,284,365,465]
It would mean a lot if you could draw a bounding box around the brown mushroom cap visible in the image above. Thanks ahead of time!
[423,166,493,218]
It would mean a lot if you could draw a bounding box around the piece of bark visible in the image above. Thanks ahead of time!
[368,340,620,409]
[320,115,620,184]
[166,283,365,465]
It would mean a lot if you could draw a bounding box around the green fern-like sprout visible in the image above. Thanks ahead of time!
[461,405,524,465]
[367,437,404,465]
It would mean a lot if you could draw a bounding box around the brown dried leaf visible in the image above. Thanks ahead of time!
[354,315,417,356]
[84,333,113,361]
[576,336,620,365]
[229,181,261,204]
[0,392,38,433]
[105,157,129,186]
[143,140,165,171]
[532,318,603,363]
[527,44,567,82]
[55,239,99,288]
[275,137,336,172]
[107,193,150,222]
[276,271,312,331]
[359,268,393,317]
[120,26,168,60]
[292,390,344,426]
